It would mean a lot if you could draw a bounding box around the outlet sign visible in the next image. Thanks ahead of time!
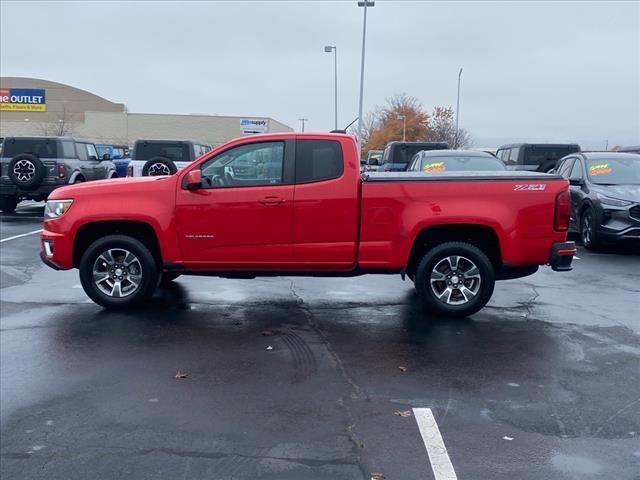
[240,118,267,135]
[0,88,46,111]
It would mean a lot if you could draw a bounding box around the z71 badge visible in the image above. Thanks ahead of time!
[514,184,547,191]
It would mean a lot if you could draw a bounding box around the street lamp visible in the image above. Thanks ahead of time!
[324,45,338,130]
[455,67,463,148]
[356,0,374,157]
[397,114,406,142]
[298,118,308,132]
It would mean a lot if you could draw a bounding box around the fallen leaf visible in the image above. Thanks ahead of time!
[370,473,385,480]
[398,366,407,373]
[261,330,275,336]
[174,371,188,379]
[266,346,273,351]
[395,410,413,417]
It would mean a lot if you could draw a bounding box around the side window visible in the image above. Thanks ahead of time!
[295,139,343,183]
[558,158,574,178]
[569,159,583,180]
[500,149,511,162]
[509,147,520,164]
[193,144,201,157]
[200,141,284,188]
[61,141,76,158]
[75,142,87,161]
[86,143,98,160]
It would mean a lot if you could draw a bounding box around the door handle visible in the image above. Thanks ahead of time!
[259,196,286,206]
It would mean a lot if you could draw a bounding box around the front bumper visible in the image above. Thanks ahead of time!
[595,204,640,241]
[40,227,74,270]
[550,241,576,272]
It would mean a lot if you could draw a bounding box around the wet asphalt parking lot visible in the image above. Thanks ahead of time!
[1,202,639,480]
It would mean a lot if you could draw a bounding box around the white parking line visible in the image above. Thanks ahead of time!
[413,408,458,480]
[0,229,43,244]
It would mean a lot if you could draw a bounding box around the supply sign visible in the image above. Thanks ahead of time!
[240,118,267,135]
[0,88,46,111]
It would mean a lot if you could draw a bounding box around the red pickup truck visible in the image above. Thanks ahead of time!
[40,132,575,317]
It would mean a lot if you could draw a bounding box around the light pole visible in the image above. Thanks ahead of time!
[299,118,308,132]
[324,45,338,130]
[397,114,406,142]
[356,1,374,157]
[455,67,463,148]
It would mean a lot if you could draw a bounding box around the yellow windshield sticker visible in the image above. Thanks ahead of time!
[589,163,612,176]
[423,161,446,173]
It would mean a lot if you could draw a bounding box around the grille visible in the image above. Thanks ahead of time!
[630,205,640,220]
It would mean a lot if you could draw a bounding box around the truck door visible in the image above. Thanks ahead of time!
[175,140,296,267]
[292,137,359,268]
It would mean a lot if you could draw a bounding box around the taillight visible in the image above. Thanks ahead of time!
[127,165,133,177]
[555,190,571,231]
[57,164,65,178]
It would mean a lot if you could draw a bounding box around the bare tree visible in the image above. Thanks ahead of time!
[36,104,75,136]
[422,106,473,148]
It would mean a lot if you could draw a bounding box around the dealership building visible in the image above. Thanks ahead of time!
[0,77,293,146]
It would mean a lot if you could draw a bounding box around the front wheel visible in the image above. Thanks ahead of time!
[79,235,159,308]
[580,208,600,250]
[415,242,495,318]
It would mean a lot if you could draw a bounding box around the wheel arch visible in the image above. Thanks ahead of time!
[73,220,162,268]
[406,224,501,278]
[68,170,85,184]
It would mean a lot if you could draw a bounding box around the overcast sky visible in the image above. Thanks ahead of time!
[1,1,638,148]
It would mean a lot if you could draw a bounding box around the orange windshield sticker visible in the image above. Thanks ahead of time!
[423,162,446,173]
[589,163,612,176]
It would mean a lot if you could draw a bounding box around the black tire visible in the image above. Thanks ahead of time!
[73,176,85,184]
[580,207,600,250]
[142,156,177,176]
[7,154,46,189]
[415,241,495,318]
[0,196,19,213]
[79,235,159,309]
[160,272,181,284]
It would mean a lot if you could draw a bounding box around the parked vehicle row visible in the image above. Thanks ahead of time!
[126,139,211,177]
[0,136,118,213]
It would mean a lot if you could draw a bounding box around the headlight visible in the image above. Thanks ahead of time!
[44,199,73,219]
[596,193,633,207]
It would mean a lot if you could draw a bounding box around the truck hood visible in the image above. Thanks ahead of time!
[48,176,176,200]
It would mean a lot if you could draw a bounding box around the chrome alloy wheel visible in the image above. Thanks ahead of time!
[581,212,593,246]
[148,163,171,176]
[92,248,143,298]
[429,255,481,305]
[13,160,36,181]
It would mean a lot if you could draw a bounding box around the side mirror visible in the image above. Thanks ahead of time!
[185,169,202,189]
[102,153,111,161]
[569,177,583,186]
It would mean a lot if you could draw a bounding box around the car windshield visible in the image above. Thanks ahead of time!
[134,142,189,161]
[586,157,640,185]
[411,154,506,172]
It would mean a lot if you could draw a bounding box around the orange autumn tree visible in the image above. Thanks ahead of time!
[361,93,430,153]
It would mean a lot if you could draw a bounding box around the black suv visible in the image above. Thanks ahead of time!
[496,143,581,173]
[0,136,117,213]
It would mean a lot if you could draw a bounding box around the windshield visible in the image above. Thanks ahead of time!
[586,157,640,185]
[410,154,506,172]
[134,142,189,161]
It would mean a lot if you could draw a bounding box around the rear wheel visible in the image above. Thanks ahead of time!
[0,195,19,213]
[79,235,159,308]
[415,242,495,318]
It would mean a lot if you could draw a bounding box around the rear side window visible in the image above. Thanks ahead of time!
[509,148,520,164]
[134,142,190,162]
[61,141,76,158]
[2,139,58,158]
[558,158,575,178]
[295,140,343,183]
